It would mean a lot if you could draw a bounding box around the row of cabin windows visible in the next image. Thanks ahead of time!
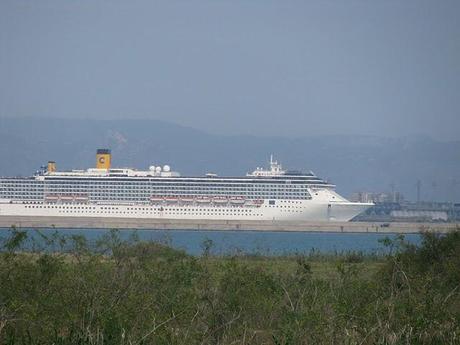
[24,205,262,216]
[2,182,310,190]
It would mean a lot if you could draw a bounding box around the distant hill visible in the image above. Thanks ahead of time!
[0,117,458,202]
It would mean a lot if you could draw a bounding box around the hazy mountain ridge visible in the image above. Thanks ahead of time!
[0,117,458,202]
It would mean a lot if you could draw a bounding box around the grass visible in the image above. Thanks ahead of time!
[205,256,385,280]
[0,227,459,344]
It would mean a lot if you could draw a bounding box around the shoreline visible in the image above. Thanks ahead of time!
[0,216,457,233]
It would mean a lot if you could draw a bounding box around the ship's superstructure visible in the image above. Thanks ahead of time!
[0,150,373,221]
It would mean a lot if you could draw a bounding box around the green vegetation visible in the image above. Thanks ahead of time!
[0,228,459,344]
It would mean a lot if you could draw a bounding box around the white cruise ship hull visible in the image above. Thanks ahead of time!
[0,199,372,223]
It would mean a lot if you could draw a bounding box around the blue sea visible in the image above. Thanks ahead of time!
[0,228,422,256]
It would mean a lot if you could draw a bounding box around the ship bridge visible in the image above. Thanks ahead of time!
[248,155,286,177]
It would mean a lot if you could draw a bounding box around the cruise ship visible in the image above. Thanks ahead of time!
[0,149,373,222]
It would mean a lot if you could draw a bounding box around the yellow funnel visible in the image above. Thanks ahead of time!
[96,149,111,170]
[47,161,56,172]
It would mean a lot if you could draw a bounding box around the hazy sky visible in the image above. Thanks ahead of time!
[1,0,459,140]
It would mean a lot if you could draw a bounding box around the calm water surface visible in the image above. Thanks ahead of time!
[0,228,422,256]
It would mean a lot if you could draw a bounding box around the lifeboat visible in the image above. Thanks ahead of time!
[75,195,89,203]
[246,199,263,207]
[180,196,195,203]
[196,197,211,203]
[150,196,164,202]
[60,195,74,201]
[164,196,178,203]
[44,195,59,202]
[230,197,245,205]
[212,197,228,204]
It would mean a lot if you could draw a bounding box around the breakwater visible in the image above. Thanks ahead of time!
[0,216,457,233]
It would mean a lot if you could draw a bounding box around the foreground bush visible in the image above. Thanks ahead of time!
[0,228,459,344]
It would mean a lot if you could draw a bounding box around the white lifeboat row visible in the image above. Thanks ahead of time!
[150,196,263,207]
[44,194,89,203]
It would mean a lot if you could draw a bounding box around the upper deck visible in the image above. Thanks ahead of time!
[0,152,335,203]
[30,154,333,186]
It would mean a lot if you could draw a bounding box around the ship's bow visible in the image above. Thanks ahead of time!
[328,202,374,221]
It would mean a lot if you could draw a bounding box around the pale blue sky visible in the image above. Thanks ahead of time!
[0,0,459,140]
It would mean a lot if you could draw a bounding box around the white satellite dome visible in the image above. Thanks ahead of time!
[163,165,171,172]
[149,165,156,171]
[155,166,162,173]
